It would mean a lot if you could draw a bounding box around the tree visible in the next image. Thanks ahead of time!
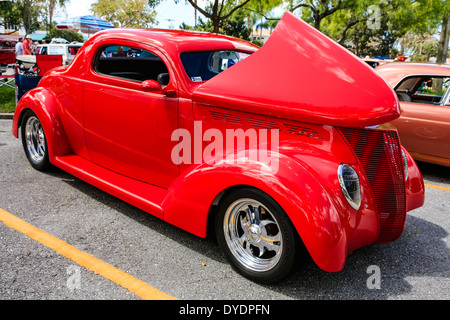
[43,29,84,43]
[394,0,449,63]
[220,9,253,40]
[432,0,450,63]
[21,0,42,34]
[91,0,157,28]
[437,17,450,63]
[255,20,269,39]
[46,0,68,28]
[180,8,252,41]
[183,0,253,33]
[0,0,44,35]
[288,0,357,31]
[399,31,439,62]
[0,0,23,34]
[317,0,431,58]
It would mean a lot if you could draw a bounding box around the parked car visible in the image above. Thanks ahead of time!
[12,13,425,283]
[377,62,450,167]
[0,39,17,55]
[0,39,17,69]
[362,56,391,68]
[34,43,83,65]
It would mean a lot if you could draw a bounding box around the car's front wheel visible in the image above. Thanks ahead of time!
[215,188,302,284]
[21,110,52,171]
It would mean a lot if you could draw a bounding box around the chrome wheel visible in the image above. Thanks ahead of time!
[25,116,46,164]
[216,189,302,283]
[21,110,51,171]
[223,198,283,272]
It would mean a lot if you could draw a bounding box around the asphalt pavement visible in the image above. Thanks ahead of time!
[0,118,449,301]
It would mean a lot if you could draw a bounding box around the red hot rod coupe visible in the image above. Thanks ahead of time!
[12,13,425,283]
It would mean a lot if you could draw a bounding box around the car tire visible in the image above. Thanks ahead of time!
[215,188,302,284]
[20,110,52,171]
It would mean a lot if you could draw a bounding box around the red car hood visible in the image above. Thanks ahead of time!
[193,12,400,128]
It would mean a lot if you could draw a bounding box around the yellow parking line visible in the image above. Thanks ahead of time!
[0,208,176,300]
[425,184,450,192]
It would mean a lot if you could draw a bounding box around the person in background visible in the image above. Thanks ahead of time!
[15,38,23,56]
[22,35,32,55]
[32,41,39,54]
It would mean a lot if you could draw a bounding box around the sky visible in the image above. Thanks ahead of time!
[54,0,200,30]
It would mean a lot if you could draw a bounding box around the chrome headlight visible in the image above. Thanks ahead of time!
[402,149,408,180]
[338,164,361,210]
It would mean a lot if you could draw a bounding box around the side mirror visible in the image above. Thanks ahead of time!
[142,80,162,92]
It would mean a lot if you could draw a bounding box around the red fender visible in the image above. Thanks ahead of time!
[12,87,72,161]
[403,147,425,211]
[162,153,351,272]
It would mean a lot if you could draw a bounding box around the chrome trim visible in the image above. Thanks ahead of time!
[402,149,409,180]
[337,163,361,211]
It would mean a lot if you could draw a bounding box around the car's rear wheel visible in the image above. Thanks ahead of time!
[21,110,51,171]
[215,188,301,284]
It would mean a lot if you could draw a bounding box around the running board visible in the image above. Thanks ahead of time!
[53,154,166,219]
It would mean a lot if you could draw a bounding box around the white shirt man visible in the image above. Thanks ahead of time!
[15,38,23,56]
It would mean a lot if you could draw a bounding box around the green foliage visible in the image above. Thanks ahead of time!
[220,10,252,40]
[399,31,439,58]
[1,0,446,62]
[42,0,69,28]
[177,0,445,58]
[0,86,16,113]
[251,39,264,47]
[91,0,157,28]
[148,0,162,7]
[183,0,253,33]
[0,0,44,34]
[424,0,450,63]
[292,0,358,30]
[409,54,428,63]
[180,8,252,40]
[43,29,84,43]
[245,0,284,16]
[317,0,435,58]
[0,1,23,33]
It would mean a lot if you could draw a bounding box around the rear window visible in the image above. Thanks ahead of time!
[180,50,250,82]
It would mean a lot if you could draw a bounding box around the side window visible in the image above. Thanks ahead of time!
[396,76,450,104]
[94,45,170,85]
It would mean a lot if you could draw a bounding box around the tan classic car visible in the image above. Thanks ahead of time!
[377,63,450,167]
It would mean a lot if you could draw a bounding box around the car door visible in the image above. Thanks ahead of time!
[83,42,179,189]
[393,76,450,161]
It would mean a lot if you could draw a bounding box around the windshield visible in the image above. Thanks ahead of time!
[48,46,65,55]
[180,50,251,82]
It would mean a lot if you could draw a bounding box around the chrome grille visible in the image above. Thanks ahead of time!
[338,127,407,243]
